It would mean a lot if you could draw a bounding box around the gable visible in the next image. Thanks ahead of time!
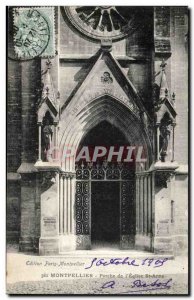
[61,50,149,120]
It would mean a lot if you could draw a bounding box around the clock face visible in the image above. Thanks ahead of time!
[13,8,50,60]
[63,6,144,42]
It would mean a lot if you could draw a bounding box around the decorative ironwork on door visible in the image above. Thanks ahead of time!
[75,161,135,249]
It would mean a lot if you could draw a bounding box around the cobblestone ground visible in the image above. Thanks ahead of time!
[7,274,188,295]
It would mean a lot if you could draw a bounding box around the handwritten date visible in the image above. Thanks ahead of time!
[85,257,169,269]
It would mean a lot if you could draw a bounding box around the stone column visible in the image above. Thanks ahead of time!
[38,122,42,161]
[53,122,58,161]
[136,175,140,234]
[63,175,67,234]
[157,125,160,161]
[59,173,76,253]
[140,176,144,234]
[151,172,155,238]
[147,174,152,235]
[34,173,41,252]
[143,175,148,235]
[67,176,71,233]
[171,125,175,162]
[59,173,64,234]
[135,175,144,250]
[135,173,153,252]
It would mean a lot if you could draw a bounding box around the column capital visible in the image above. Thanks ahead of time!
[61,172,76,179]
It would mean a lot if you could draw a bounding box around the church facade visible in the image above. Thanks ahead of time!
[7,6,188,256]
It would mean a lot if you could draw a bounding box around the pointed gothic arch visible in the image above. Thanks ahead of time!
[59,95,153,171]
[55,95,155,251]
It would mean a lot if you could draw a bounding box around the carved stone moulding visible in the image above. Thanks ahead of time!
[61,172,76,179]
[34,161,62,172]
[154,161,179,188]
[40,170,58,192]
[155,171,173,188]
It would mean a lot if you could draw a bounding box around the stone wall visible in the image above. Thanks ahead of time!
[7,9,41,245]
[170,7,188,165]
[6,179,21,241]
[174,171,188,255]
[7,8,22,241]
[171,7,188,255]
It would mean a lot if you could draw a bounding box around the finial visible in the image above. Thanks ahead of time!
[103,157,108,168]
[101,39,112,52]
[118,161,123,170]
[160,59,167,71]
[46,59,52,70]
[57,91,60,99]
[45,86,49,95]
[88,161,93,169]
[172,92,176,105]
[81,161,84,169]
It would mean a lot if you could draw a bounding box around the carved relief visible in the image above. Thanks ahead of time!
[43,120,53,151]
[155,171,173,188]
[153,82,162,111]
[159,113,173,162]
[101,72,113,84]
[42,111,53,162]
[41,171,57,193]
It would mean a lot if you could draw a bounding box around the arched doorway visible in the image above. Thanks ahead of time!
[75,121,135,250]
[58,95,153,253]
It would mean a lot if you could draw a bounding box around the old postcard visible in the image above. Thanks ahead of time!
[6,6,189,295]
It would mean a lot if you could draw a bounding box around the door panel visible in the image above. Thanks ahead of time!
[91,181,120,243]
